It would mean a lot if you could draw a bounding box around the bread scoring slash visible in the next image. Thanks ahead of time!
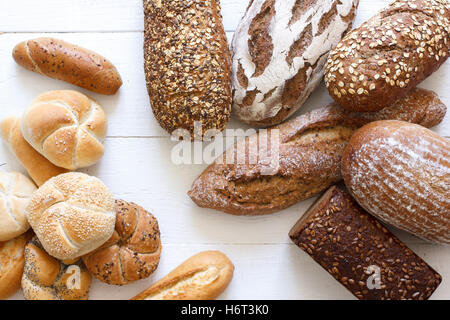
[231,0,359,127]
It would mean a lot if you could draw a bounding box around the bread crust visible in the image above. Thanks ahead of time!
[0,116,69,186]
[342,120,450,244]
[325,0,450,112]
[143,0,232,136]
[82,199,162,285]
[188,88,446,215]
[12,38,122,95]
[232,0,359,127]
[132,251,234,300]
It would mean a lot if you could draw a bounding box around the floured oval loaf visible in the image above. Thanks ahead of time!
[231,0,359,127]
[342,120,450,244]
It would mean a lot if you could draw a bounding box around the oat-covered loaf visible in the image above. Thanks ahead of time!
[21,237,91,300]
[0,172,36,242]
[342,120,450,244]
[289,186,442,300]
[188,88,446,215]
[232,0,358,127]
[26,172,116,260]
[13,38,122,95]
[325,0,450,112]
[132,251,234,300]
[21,90,107,170]
[82,199,162,285]
[143,0,232,137]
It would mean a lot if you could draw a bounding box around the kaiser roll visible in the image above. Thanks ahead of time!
[82,199,162,285]
[21,237,91,300]
[0,172,36,241]
[21,90,107,170]
[26,172,116,260]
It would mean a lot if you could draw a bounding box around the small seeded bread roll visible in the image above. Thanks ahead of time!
[21,90,107,170]
[0,232,32,300]
[26,172,116,260]
[82,199,162,285]
[13,38,122,95]
[132,251,234,300]
[21,237,91,300]
[0,172,36,241]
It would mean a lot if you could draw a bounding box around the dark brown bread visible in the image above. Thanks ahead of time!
[289,185,442,300]
[188,88,446,215]
[324,0,449,112]
[12,38,122,95]
[143,0,232,137]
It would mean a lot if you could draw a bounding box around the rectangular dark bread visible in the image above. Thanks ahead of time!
[289,185,442,300]
[325,0,449,112]
[188,88,446,215]
[143,0,232,137]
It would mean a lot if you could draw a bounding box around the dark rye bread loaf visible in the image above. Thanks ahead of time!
[231,0,359,127]
[324,0,449,112]
[342,120,450,244]
[143,0,232,137]
[188,88,446,215]
[289,186,442,300]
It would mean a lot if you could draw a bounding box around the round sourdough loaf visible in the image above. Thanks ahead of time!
[342,120,450,244]
[21,90,107,170]
[0,172,36,241]
[82,199,162,285]
[26,172,116,260]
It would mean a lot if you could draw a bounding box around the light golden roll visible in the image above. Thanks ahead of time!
[0,232,32,300]
[21,90,107,170]
[0,172,36,241]
[21,237,91,300]
[26,172,116,260]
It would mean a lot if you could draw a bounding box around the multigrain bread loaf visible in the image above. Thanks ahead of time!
[82,200,162,285]
[232,0,359,126]
[342,120,450,244]
[0,172,36,241]
[188,88,446,215]
[289,186,442,300]
[0,232,32,300]
[26,172,116,260]
[13,38,122,95]
[21,90,107,170]
[21,237,91,300]
[324,0,450,112]
[143,0,232,137]
[132,251,234,300]
[0,116,68,186]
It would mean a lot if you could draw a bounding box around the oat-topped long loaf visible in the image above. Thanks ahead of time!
[143,0,232,137]
[325,0,450,112]
[232,0,359,127]
[188,88,446,215]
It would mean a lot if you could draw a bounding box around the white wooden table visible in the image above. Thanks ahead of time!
[1,0,449,300]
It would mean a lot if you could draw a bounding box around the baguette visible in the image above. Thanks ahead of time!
[132,251,234,300]
[0,116,68,186]
[342,120,450,244]
[324,0,449,112]
[289,185,442,300]
[13,38,122,95]
[188,88,446,215]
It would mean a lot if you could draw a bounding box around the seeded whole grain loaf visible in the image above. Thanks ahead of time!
[143,0,232,137]
[289,185,442,300]
[231,0,359,127]
[324,0,450,112]
[188,88,446,215]
[342,120,450,244]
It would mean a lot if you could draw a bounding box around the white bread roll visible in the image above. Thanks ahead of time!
[0,172,36,241]
[21,90,107,170]
[26,172,116,260]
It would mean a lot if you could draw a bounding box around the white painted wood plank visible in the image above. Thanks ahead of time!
[8,243,450,300]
